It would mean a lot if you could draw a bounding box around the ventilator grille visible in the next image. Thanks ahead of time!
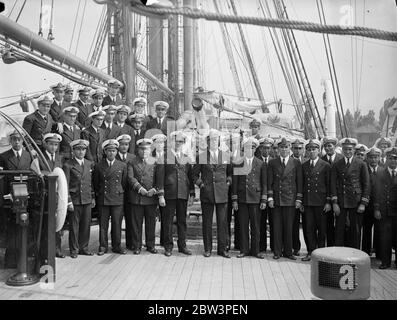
[318,261,357,290]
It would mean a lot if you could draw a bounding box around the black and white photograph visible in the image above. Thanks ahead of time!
[0,0,396,307]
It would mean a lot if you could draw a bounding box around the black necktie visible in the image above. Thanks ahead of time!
[16,152,20,163]
[311,160,314,168]
[328,156,332,164]
[282,158,286,168]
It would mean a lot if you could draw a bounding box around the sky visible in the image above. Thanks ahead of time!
[0,0,396,120]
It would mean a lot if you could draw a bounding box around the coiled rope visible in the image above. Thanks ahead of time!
[130,2,397,42]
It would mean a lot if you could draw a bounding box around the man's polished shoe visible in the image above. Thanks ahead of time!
[164,250,172,257]
[219,251,231,258]
[302,254,311,261]
[237,252,248,258]
[97,248,107,256]
[56,251,65,258]
[79,250,94,256]
[293,250,300,256]
[113,247,127,254]
[203,251,211,258]
[178,248,192,255]
[286,255,297,260]
[379,264,390,269]
[256,253,265,259]
[273,254,280,260]
[147,247,158,254]
[133,249,141,255]
[70,253,78,259]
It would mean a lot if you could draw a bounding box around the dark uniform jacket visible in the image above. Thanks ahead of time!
[81,126,104,163]
[330,157,370,209]
[146,116,175,135]
[93,159,127,206]
[367,164,380,210]
[49,100,65,122]
[321,153,344,167]
[115,122,135,153]
[232,157,267,204]
[63,158,94,205]
[373,168,397,217]
[267,156,303,206]
[127,156,164,205]
[192,151,232,204]
[73,100,93,129]
[56,123,81,162]
[163,153,194,200]
[302,158,331,207]
[102,95,123,107]
[100,122,122,140]
[40,151,62,172]
[22,110,55,147]
[116,152,135,164]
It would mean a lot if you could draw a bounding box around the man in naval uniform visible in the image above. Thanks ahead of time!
[257,137,274,253]
[115,105,135,153]
[373,147,397,269]
[267,137,303,260]
[321,136,343,247]
[162,131,194,256]
[81,110,105,163]
[330,138,370,249]
[63,139,95,258]
[355,144,369,161]
[232,137,267,259]
[93,139,128,255]
[192,129,232,258]
[101,105,121,140]
[22,95,55,148]
[301,139,331,261]
[146,101,175,135]
[374,137,392,167]
[74,87,92,128]
[49,82,66,122]
[103,79,123,106]
[56,106,81,164]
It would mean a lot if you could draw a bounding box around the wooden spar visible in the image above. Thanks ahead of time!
[183,0,194,111]
[148,16,164,115]
[122,1,135,105]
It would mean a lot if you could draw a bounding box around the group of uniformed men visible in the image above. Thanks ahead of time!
[1,79,396,271]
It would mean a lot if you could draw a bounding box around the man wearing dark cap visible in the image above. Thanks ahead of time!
[301,139,331,261]
[373,147,397,269]
[115,105,135,152]
[63,139,95,258]
[93,139,128,255]
[22,95,55,148]
[147,101,174,135]
[267,137,303,260]
[129,113,147,155]
[56,106,81,164]
[127,138,164,255]
[81,110,106,163]
[321,136,343,247]
[374,137,392,167]
[0,131,33,268]
[63,85,74,107]
[330,138,370,249]
[50,82,66,122]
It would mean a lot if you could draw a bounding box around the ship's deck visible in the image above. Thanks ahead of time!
[0,220,396,300]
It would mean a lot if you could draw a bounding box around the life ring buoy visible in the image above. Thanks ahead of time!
[52,167,68,232]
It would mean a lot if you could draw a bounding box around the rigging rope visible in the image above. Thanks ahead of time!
[130,2,397,42]
[68,0,82,53]
[74,0,88,55]
[8,0,19,18]
[15,0,26,22]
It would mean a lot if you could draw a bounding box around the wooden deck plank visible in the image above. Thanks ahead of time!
[242,258,257,299]
[221,255,233,300]
[148,255,176,300]
[184,244,205,300]
[209,255,223,299]
[278,260,304,300]
[231,256,245,300]
[286,261,313,300]
[268,259,292,300]
[172,251,197,300]
[196,253,214,300]
[250,258,269,300]
[259,256,281,300]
